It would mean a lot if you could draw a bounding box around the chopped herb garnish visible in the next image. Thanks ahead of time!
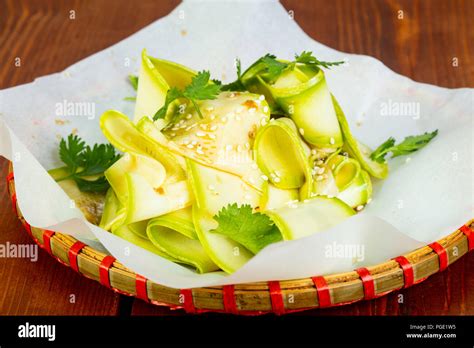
[212,203,282,254]
[57,134,120,192]
[153,71,221,120]
[370,130,438,163]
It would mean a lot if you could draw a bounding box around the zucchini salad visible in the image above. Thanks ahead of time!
[51,50,437,274]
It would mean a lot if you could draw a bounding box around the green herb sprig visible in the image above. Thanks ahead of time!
[153,71,221,120]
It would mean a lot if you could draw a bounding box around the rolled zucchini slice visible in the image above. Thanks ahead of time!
[265,196,355,240]
[99,188,124,231]
[100,110,186,183]
[105,152,166,204]
[124,173,192,224]
[134,49,196,123]
[143,91,270,191]
[187,159,261,273]
[147,207,219,273]
[260,183,299,211]
[326,154,361,191]
[337,170,372,208]
[332,96,388,179]
[112,224,177,261]
[241,63,343,149]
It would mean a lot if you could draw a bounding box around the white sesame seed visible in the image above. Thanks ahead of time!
[273,177,281,183]
[263,106,269,113]
[186,144,194,149]
[251,163,258,169]
[316,160,324,166]
[196,131,206,137]
[299,128,305,136]
[229,92,236,98]
[274,170,281,177]
[170,133,176,137]
[210,114,216,120]
[191,140,197,145]
[327,195,335,198]
[367,198,372,204]
[183,140,190,145]
[210,125,218,131]
[221,117,227,123]
[316,175,324,181]
[356,205,364,211]
[208,134,216,139]
[226,144,233,151]
[259,95,265,101]
[205,106,214,112]
[330,137,335,145]
[261,175,269,181]
[317,167,325,175]
[208,184,215,191]
[405,157,411,163]
[186,114,193,119]
[196,148,204,155]
[237,145,242,152]
[311,149,317,155]
[260,118,268,126]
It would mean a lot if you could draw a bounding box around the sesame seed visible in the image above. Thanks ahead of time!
[191,140,197,145]
[331,164,336,170]
[316,175,324,181]
[273,177,281,183]
[367,198,372,204]
[171,127,179,131]
[356,205,364,211]
[208,134,216,139]
[316,160,324,165]
[245,142,251,149]
[196,131,206,137]
[210,115,216,120]
[330,137,335,145]
[317,167,325,175]
[229,92,236,98]
[196,148,204,155]
[311,149,318,155]
[170,133,176,137]
[226,144,233,151]
[221,117,227,123]
[263,106,269,113]
[327,195,335,198]
[208,184,215,191]
[186,144,194,149]
[251,163,258,169]
[186,114,193,119]
[274,170,281,177]
[205,106,214,112]
[199,124,208,130]
[210,125,218,131]
[299,128,305,136]
[237,145,242,152]
[260,118,268,126]
[405,157,411,163]
[261,175,269,181]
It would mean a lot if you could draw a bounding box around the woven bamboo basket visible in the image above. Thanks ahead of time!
[5,162,474,315]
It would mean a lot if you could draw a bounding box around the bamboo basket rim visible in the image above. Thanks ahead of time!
[5,162,474,315]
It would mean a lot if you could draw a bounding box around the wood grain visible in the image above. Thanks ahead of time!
[0,0,472,316]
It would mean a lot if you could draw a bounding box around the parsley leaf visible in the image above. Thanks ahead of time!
[370,130,438,163]
[58,134,120,192]
[294,51,345,69]
[153,71,221,120]
[212,203,282,254]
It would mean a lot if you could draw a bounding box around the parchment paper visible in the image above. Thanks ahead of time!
[0,0,472,288]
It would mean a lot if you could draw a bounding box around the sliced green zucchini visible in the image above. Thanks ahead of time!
[127,219,149,238]
[326,154,361,191]
[241,63,343,148]
[143,91,270,191]
[265,196,355,240]
[112,224,176,261]
[105,152,166,204]
[332,96,388,179]
[100,110,186,182]
[147,208,219,273]
[254,118,312,194]
[337,170,372,208]
[261,183,299,211]
[99,188,124,231]
[187,159,259,273]
[124,173,192,224]
[133,49,196,123]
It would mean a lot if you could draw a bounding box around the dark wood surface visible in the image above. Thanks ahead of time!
[0,0,472,316]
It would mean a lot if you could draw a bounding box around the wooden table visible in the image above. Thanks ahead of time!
[0,0,472,316]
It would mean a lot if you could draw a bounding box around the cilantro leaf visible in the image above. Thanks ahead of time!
[59,135,85,174]
[211,203,282,254]
[294,51,345,69]
[57,134,120,192]
[153,71,221,120]
[261,54,290,83]
[370,130,438,163]
[369,137,396,163]
[75,176,110,193]
[129,75,139,90]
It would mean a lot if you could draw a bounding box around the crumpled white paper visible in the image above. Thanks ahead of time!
[0,0,472,289]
